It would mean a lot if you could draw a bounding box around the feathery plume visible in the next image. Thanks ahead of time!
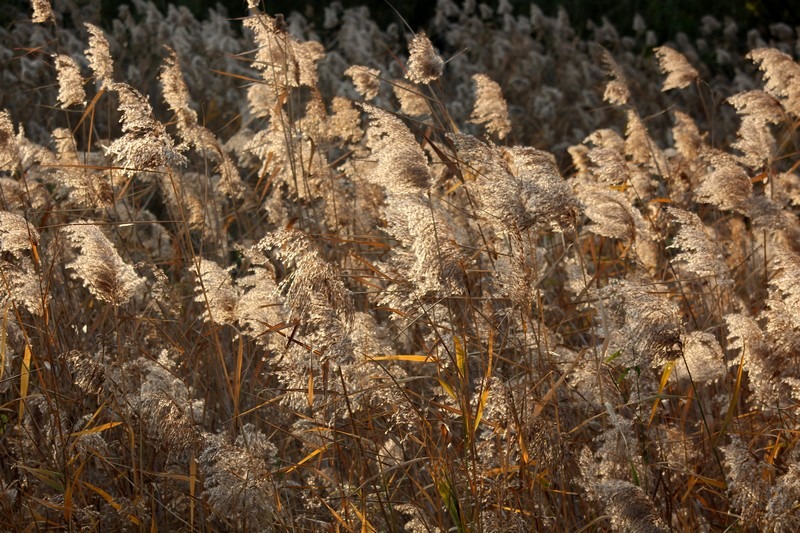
[722,436,770,527]
[258,229,354,324]
[577,184,650,241]
[582,129,630,186]
[244,13,324,89]
[246,79,283,119]
[345,65,380,100]
[450,133,522,227]
[66,350,105,396]
[601,50,631,105]
[392,79,430,116]
[727,90,784,126]
[479,509,530,532]
[506,145,581,231]
[580,411,647,483]
[233,246,284,347]
[667,206,731,284]
[361,103,431,194]
[0,258,45,316]
[470,73,511,139]
[745,195,800,252]
[677,331,726,382]
[0,211,44,315]
[295,89,327,136]
[199,433,279,530]
[0,211,38,259]
[137,391,200,455]
[133,350,202,456]
[383,194,465,294]
[328,97,362,143]
[52,126,112,207]
[762,291,800,382]
[54,55,85,109]
[293,39,326,88]
[764,463,800,532]
[727,90,783,168]
[747,48,800,117]
[672,110,706,161]
[105,83,187,174]
[30,0,54,24]
[64,221,145,305]
[245,121,330,200]
[244,14,295,87]
[406,32,443,84]
[732,117,776,168]
[194,259,239,325]
[0,110,18,172]
[694,151,752,212]
[625,109,663,174]
[725,313,767,370]
[592,479,670,532]
[769,244,800,329]
[517,410,570,477]
[84,23,114,88]
[160,47,197,133]
[160,47,242,196]
[451,133,578,232]
[654,46,698,91]
[723,311,787,405]
[599,279,683,368]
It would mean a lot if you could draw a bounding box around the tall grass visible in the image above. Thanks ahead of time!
[1,0,799,530]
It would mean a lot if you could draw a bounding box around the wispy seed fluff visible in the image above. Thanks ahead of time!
[470,73,511,139]
[54,55,86,109]
[654,46,699,91]
[406,32,443,84]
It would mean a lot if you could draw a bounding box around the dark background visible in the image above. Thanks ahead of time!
[3,0,799,40]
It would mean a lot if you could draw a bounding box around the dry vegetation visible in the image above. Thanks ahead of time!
[1,0,800,530]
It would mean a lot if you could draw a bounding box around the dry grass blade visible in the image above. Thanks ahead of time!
[0,303,6,384]
[17,344,31,422]
[649,360,674,427]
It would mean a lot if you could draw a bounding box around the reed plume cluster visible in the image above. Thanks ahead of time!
[1,0,799,530]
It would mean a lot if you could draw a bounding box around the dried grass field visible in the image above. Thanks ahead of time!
[1,0,800,530]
